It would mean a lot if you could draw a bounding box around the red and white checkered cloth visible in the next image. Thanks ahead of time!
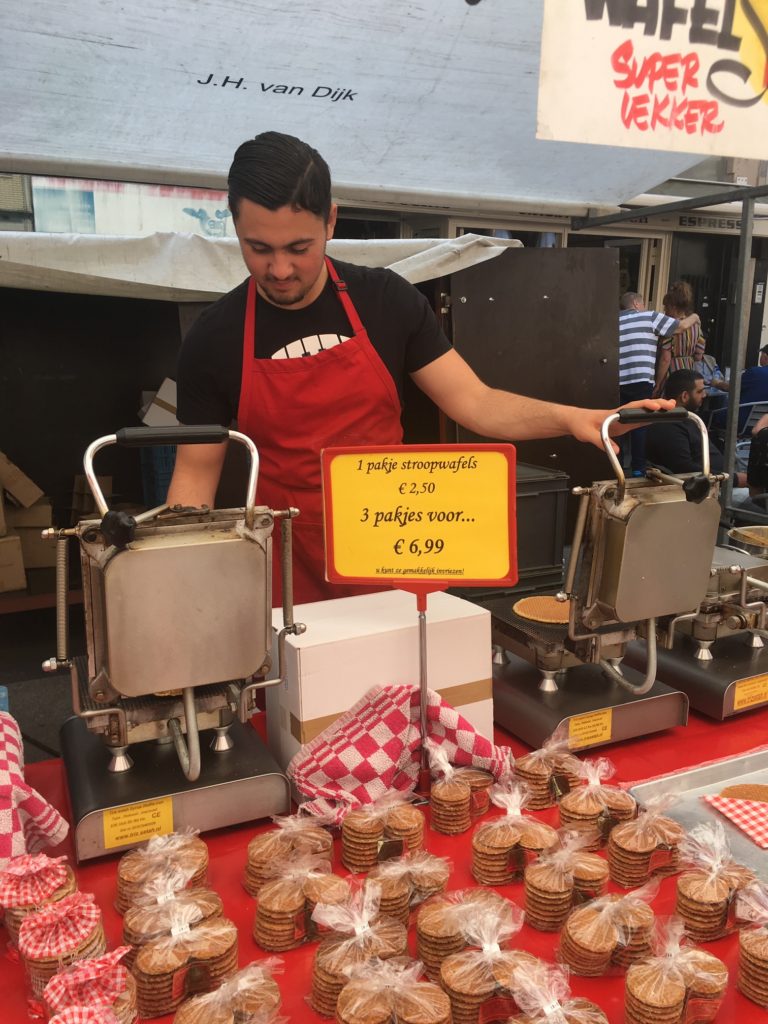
[0,712,69,867]
[44,946,131,1012]
[49,1009,120,1024]
[18,890,101,959]
[704,794,768,849]
[287,683,512,823]
[0,852,68,908]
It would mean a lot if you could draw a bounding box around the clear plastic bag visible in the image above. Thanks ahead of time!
[506,962,609,1024]
[676,821,755,940]
[607,793,684,888]
[559,881,658,976]
[514,724,583,809]
[172,959,284,1023]
[558,759,637,846]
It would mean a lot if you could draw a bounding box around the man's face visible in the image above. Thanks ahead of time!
[760,350,768,367]
[681,378,706,412]
[234,199,337,309]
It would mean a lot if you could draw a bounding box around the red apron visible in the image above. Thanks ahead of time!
[237,257,404,606]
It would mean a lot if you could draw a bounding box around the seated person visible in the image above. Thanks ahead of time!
[694,353,728,396]
[646,369,746,486]
[747,414,768,505]
[736,345,768,433]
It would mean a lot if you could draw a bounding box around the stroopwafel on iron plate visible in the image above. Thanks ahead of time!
[0,853,77,948]
[115,832,208,914]
[512,594,570,624]
[132,916,238,1019]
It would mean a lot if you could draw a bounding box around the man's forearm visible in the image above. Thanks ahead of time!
[166,441,228,508]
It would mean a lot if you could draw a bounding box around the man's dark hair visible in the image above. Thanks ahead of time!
[228,131,332,222]
[664,368,700,400]
[620,292,642,310]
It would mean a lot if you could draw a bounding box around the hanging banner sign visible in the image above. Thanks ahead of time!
[537,0,768,160]
[321,445,517,597]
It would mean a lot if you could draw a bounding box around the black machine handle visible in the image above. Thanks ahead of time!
[616,408,689,425]
[114,424,228,447]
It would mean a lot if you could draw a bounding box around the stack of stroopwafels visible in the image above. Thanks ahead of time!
[0,853,77,947]
[132,917,238,1019]
[416,889,509,982]
[172,960,282,1024]
[308,917,408,1017]
[560,893,655,976]
[440,948,543,1024]
[676,866,754,942]
[504,996,608,1024]
[122,889,223,969]
[18,891,107,998]
[115,833,209,914]
[42,947,137,1024]
[608,813,685,888]
[679,947,729,1017]
[382,803,425,853]
[255,864,351,952]
[513,727,583,811]
[472,805,557,886]
[430,776,472,835]
[454,767,496,819]
[243,820,333,897]
[738,927,768,1007]
[625,960,687,1024]
[335,958,451,1024]
[341,809,387,872]
[404,850,452,904]
[365,851,451,928]
[500,961,608,1024]
[523,831,609,932]
[303,873,352,937]
[559,785,636,850]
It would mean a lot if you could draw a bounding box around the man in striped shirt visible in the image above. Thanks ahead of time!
[618,292,697,475]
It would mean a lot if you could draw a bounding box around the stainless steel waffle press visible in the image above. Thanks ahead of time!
[491,408,722,748]
[43,425,303,861]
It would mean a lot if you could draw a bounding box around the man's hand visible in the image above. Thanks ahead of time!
[564,398,676,453]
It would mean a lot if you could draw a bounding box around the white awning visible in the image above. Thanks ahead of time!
[0,231,522,300]
[0,0,695,212]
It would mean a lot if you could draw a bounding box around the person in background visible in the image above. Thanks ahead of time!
[693,351,729,422]
[646,369,746,486]
[618,291,695,476]
[168,131,673,605]
[737,345,768,433]
[655,280,704,396]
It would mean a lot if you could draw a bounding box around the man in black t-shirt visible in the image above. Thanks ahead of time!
[169,131,672,603]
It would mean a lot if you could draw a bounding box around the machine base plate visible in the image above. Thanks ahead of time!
[492,652,689,750]
[624,635,768,720]
[61,715,290,862]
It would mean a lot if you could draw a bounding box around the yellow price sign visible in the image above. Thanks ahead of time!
[103,796,174,850]
[569,709,613,749]
[733,674,768,711]
[321,445,517,593]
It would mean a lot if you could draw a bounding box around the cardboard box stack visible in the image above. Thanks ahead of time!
[0,450,46,593]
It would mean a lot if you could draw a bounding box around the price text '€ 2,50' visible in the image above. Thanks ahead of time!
[326,450,512,582]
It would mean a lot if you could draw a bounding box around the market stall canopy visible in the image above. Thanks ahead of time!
[0,0,696,212]
[0,232,522,301]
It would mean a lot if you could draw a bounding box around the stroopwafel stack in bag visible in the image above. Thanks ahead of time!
[439,900,544,1024]
[416,889,509,982]
[558,882,658,976]
[254,854,349,951]
[173,959,283,1023]
[336,957,452,1024]
[453,767,496,819]
[18,890,107,999]
[0,853,77,947]
[42,946,137,1024]
[309,883,408,1018]
[341,806,387,873]
[122,875,224,969]
[675,821,755,943]
[115,830,209,913]
[243,812,334,897]
[513,724,583,810]
[625,917,728,1024]
[558,758,637,848]
[735,880,768,1007]
[132,909,238,1019]
[427,742,472,835]
[367,851,451,927]
[382,799,425,853]
[524,829,608,932]
[502,961,609,1024]
[607,794,684,888]
[471,780,557,885]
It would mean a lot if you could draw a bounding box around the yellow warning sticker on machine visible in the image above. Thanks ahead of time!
[569,709,613,749]
[733,675,768,711]
[103,797,174,849]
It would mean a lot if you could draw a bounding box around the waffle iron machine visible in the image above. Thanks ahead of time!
[491,409,722,749]
[623,533,768,720]
[43,425,303,862]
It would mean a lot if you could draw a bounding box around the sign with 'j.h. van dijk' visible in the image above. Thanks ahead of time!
[537,0,768,160]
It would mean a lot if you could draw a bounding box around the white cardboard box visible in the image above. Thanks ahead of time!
[266,589,493,772]
[140,378,178,427]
